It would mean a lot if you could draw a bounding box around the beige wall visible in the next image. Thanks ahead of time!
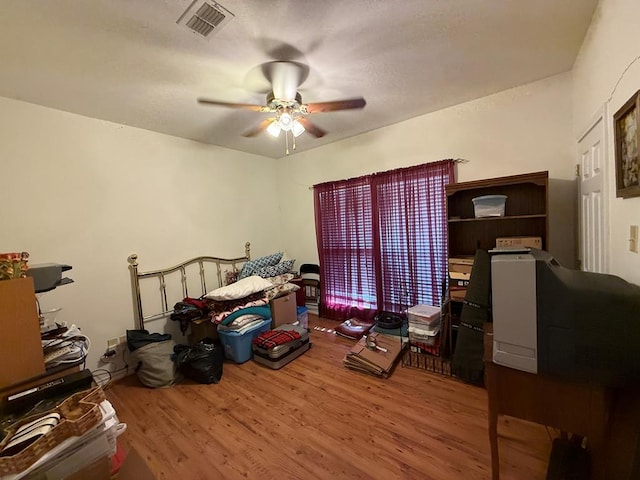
[7,0,638,375]
[277,73,577,269]
[0,97,281,373]
[572,0,640,285]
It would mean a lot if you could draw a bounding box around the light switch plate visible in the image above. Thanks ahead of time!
[630,225,639,253]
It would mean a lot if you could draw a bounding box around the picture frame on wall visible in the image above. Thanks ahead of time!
[613,90,640,198]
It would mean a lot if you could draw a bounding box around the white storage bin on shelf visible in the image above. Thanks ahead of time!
[472,195,507,218]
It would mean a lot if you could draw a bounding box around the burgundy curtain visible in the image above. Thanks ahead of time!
[314,176,377,320]
[314,160,455,321]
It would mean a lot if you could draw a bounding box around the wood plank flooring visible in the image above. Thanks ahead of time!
[106,315,552,479]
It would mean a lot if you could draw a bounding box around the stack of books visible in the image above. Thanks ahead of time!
[448,257,474,300]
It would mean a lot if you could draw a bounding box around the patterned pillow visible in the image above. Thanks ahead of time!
[238,252,283,279]
[264,273,295,286]
[252,259,296,278]
[265,281,300,300]
[225,270,240,285]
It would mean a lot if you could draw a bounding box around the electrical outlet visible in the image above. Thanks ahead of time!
[106,338,119,350]
[630,225,639,253]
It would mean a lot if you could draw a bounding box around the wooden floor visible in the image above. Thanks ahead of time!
[106,315,552,480]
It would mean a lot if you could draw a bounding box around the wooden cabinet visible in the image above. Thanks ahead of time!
[0,278,46,388]
[443,171,549,356]
[446,171,549,258]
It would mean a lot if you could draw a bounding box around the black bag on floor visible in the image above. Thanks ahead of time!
[127,329,180,388]
[173,338,224,384]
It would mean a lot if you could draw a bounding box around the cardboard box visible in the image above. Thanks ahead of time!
[188,318,218,345]
[449,288,467,301]
[270,292,297,328]
[449,270,470,287]
[448,257,474,275]
[496,236,542,249]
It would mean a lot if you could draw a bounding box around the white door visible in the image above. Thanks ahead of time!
[577,106,608,273]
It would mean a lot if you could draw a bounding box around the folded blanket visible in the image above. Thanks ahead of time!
[207,291,266,315]
[253,329,301,349]
[219,306,272,326]
[209,297,269,324]
[227,314,262,329]
[218,318,265,335]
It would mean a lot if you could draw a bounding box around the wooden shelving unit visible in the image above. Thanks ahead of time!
[444,171,549,355]
[446,171,549,257]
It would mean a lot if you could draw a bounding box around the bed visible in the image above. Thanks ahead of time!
[127,242,251,330]
[127,243,300,337]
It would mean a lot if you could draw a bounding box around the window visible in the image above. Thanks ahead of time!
[314,160,454,320]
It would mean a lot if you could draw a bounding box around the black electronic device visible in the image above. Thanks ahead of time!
[3,369,93,414]
[27,263,73,293]
[492,249,640,388]
[375,312,403,330]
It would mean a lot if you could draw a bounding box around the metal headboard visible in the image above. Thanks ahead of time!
[127,242,251,330]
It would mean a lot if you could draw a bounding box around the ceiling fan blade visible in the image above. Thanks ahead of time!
[304,97,366,114]
[198,98,269,112]
[297,117,326,138]
[242,118,275,138]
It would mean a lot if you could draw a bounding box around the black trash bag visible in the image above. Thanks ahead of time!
[173,338,223,384]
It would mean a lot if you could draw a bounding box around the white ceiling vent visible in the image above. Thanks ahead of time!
[176,0,234,39]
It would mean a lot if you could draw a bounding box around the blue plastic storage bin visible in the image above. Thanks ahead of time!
[296,306,309,329]
[218,318,271,363]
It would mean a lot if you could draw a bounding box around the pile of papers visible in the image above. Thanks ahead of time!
[343,332,405,378]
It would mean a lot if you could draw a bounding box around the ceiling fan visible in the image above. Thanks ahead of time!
[197,61,366,154]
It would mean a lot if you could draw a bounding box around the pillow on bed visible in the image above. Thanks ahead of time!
[265,281,300,301]
[263,272,295,286]
[252,259,295,278]
[204,275,273,301]
[238,252,283,279]
[224,269,240,286]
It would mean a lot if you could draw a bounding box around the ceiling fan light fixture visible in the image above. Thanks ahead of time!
[266,121,281,138]
[292,119,305,137]
[278,112,293,131]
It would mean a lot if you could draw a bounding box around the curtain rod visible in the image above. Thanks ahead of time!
[307,158,470,190]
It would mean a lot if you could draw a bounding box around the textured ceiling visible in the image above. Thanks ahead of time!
[0,1,597,159]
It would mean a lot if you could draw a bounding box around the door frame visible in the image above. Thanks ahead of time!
[576,104,609,273]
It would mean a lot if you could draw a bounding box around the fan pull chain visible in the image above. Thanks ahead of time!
[292,131,297,151]
[285,130,290,155]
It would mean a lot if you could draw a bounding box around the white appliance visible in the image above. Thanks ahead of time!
[490,252,538,373]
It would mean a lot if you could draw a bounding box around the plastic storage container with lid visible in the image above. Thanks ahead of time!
[407,304,441,326]
[472,195,507,218]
